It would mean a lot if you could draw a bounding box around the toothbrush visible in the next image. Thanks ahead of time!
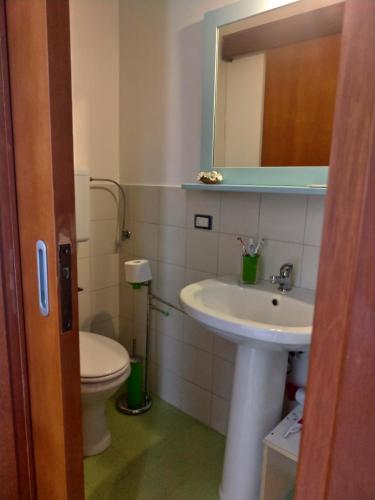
[255,238,264,255]
[237,236,248,256]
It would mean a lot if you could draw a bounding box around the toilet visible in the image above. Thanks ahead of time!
[79,331,131,456]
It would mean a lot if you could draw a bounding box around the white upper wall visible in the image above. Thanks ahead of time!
[70,0,119,180]
[119,0,239,186]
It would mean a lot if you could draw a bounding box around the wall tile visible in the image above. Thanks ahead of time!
[213,336,237,363]
[156,262,185,309]
[90,254,119,290]
[90,219,119,256]
[133,222,159,260]
[186,191,221,231]
[150,363,183,409]
[91,286,119,323]
[212,357,234,400]
[119,284,134,320]
[155,331,184,376]
[218,232,252,277]
[78,292,91,330]
[220,192,260,235]
[183,316,213,353]
[305,196,325,246]
[210,395,230,435]
[301,245,321,290]
[130,185,160,224]
[184,268,216,286]
[260,239,304,287]
[186,229,219,273]
[158,225,186,266]
[259,194,307,243]
[159,186,186,227]
[182,344,213,391]
[181,380,211,426]
[77,257,90,292]
[90,184,119,221]
[91,315,120,340]
[155,306,184,341]
[77,240,90,259]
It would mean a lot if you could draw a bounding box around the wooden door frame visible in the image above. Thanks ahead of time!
[3,1,84,499]
[0,3,35,498]
[296,0,375,498]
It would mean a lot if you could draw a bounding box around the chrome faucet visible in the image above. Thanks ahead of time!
[270,263,294,293]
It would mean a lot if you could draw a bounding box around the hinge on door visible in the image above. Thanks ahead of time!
[59,244,73,332]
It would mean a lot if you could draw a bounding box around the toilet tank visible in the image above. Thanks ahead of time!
[74,169,89,242]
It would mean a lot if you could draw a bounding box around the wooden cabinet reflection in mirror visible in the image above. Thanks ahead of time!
[214,2,344,167]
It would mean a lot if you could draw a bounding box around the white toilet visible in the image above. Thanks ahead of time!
[79,331,131,456]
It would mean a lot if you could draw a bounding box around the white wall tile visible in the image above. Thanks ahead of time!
[119,284,134,320]
[260,239,304,287]
[90,254,119,290]
[183,344,213,391]
[183,316,213,353]
[155,331,183,376]
[259,194,307,243]
[90,184,119,221]
[185,268,216,286]
[181,381,211,426]
[155,307,184,341]
[90,219,119,256]
[91,286,119,322]
[213,336,237,363]
[133,222,159,260]
[91,315,120,340]
[220,192,260,235]
[77,240,90,259]
[186,191,221,231]
[156,262,185,308]
[212,357,234,400]
[130,185,160,224]
[78,292,91,330]
[159,187,186,227]
[150,363,183,409]
[210,395,230,435]
[301,245,321,290]
[158,225,186,266]
[186,229,219,273]
[218,232,253,277]
[305,196,325,246]
[77,257,90,292]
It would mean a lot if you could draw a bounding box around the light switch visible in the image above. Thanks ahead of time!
[194,214,213,230]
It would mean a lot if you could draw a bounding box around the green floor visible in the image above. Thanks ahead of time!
[84,396,225,500]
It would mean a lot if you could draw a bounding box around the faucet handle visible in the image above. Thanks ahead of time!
[280,263,293,277]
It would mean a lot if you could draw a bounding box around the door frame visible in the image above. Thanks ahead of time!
[296,0,375,498]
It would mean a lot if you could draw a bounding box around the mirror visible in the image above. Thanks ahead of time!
[208,0,344,169]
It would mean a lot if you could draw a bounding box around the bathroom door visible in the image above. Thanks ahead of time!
[295,1,375,499]
[4,1,84,499]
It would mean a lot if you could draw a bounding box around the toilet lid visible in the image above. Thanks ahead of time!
[79,331,130,379]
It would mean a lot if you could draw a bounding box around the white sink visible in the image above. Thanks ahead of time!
[180,277,314,350]
[180,277,315,500]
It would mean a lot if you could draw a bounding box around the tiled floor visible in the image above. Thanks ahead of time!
[84,396,225,500]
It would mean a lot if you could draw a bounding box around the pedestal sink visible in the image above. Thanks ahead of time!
[180,277,314,500]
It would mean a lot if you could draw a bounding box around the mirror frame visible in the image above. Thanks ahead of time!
[198,0,329,193]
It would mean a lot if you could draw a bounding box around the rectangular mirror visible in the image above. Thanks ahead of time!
[201,0,345,178]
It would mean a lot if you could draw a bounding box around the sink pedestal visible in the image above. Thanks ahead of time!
[220,342,288,500]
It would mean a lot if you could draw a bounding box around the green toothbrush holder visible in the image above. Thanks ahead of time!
[241,254,259,285]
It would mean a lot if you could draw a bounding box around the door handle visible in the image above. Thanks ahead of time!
[36,240,49,316]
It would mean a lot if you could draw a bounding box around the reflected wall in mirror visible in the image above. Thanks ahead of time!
[213,0,344,168]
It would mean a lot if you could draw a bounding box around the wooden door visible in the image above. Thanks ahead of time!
[4,1,84,499]
[296,1,375,498]
[0,5,35,497]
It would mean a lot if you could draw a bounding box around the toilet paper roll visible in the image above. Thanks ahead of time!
[125,259,152,284]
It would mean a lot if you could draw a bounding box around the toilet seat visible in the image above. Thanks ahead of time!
[79,331,130,384]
